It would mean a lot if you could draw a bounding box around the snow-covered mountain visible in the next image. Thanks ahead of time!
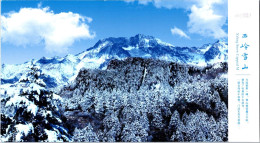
[1,34,228,142]
[1,34,228,89]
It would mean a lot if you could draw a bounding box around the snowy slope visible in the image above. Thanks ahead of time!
[1,34,228,89]
[60,57,228,142]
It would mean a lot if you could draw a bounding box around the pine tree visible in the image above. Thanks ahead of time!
[72,123,98,142]
[2,64,71,142]
[102,111,121,142]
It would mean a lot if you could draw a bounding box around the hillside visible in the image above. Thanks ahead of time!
[60,57,228,142]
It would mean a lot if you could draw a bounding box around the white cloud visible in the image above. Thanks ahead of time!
[124,0,135,3]
[171,27,190,39]
[86,17,93,23]
[125,0,227,39]
[37,2,42,8]
[138,0,153,5]
[188,1,227,39]
[1,7,95,53]
[153,0,195,9]
[125,0,196,9]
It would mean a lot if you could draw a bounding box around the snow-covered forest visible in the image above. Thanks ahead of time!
[1,57,228,142]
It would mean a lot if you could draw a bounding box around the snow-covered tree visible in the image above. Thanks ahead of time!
[1,64,70,142]
[72,123,98,142]
[102,111,121,142]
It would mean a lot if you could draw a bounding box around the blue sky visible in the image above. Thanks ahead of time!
[1,0,228,64]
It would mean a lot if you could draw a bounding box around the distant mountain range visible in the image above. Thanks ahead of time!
[1,34,228,89]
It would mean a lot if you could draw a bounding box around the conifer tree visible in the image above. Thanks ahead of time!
[2,64,70,142]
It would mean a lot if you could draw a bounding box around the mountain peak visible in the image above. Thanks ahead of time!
[215,38,228,44]
[100,34,155,43]
[133,34,155,39]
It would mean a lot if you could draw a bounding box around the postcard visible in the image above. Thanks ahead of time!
[0,0,259,142]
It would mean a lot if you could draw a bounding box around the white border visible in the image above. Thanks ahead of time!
[228,0,259,142]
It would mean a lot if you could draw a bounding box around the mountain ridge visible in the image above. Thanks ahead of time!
[1,34,228,89]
